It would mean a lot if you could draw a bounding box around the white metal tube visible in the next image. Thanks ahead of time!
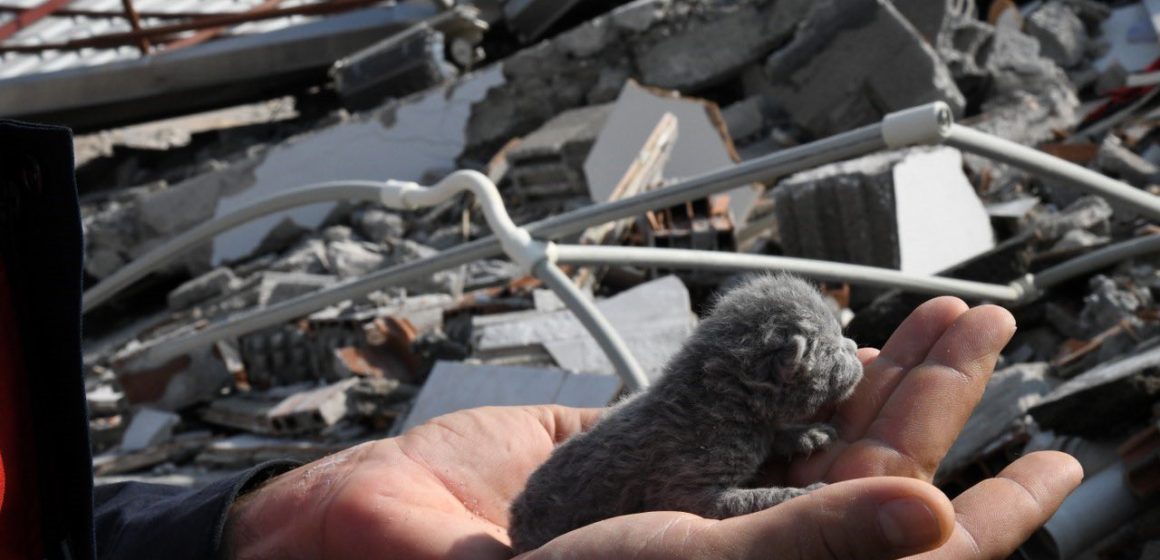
[383,170,642,386]
[1033,233,1160,292]
[945,125,1160,223]
[553,246,1025,303]
[120,119,893,364]
[533,260,649,391]
[83,181,391,313]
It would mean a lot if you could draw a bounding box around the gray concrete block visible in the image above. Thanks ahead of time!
[774,148,993,275]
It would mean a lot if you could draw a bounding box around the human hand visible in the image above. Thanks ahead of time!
[224,297,1082,560]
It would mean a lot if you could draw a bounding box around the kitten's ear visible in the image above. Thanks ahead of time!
[776,334,808,382]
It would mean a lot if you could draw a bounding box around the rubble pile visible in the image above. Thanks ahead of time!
[66,1,1160,557]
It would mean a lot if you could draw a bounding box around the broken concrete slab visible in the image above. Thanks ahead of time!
[114,343,233,411]
[121,408,182,452]
[332,25,457,112]
[584,81,758,226]
[473,275,696,380]
[86,66,506,278]
[1097,135,1160,188]
[632,1,806,92]
[1030,342,1160,438]
[773,147,994,275]
[463,0,812,162]
[763,0,965,138]
[399,361,622,432]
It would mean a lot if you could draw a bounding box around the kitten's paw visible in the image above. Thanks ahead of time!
[804,482,827,492]
[792,423,838,455]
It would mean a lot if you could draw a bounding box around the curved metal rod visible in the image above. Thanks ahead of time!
[552,246,1026,303]
[945,124,1160,223]
[116,113,896,369]
[384,170,649,389]
[83,181,393,313]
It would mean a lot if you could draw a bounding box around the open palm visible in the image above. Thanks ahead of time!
[226,297,1081,560]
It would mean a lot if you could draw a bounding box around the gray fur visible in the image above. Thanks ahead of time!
[508,274,864,553]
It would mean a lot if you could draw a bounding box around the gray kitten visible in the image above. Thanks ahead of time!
[507,274,864,553]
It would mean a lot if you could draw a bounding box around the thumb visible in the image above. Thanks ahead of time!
[519,477,955,560]
[717,477,956,560]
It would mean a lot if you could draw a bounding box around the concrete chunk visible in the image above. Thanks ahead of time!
[474,275,696,380]
[764,0,965,137]
[400,362,621,432]
[1025,2,1088,69]
[121,408,181,452]
[168,268,240,311]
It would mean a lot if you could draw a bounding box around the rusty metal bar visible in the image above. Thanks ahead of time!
[120,0,150,54]
[164,0,285,51]
[0,0,384,53]
[0,0,73,42]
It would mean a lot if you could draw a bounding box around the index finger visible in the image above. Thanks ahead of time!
[834,304,1016,481]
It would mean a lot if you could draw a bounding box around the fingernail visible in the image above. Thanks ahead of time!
[877,497,940,550]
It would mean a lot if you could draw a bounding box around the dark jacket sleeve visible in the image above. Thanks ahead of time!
[93,460,301,560]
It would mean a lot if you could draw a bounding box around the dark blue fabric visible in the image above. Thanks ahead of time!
[94,460,301,560]
[0,120,303,559]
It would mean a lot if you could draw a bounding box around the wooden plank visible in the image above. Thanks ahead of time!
[579,112,677,246]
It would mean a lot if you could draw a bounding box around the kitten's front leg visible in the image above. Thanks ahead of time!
[699,484,827,518]
[769,423,838,458]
